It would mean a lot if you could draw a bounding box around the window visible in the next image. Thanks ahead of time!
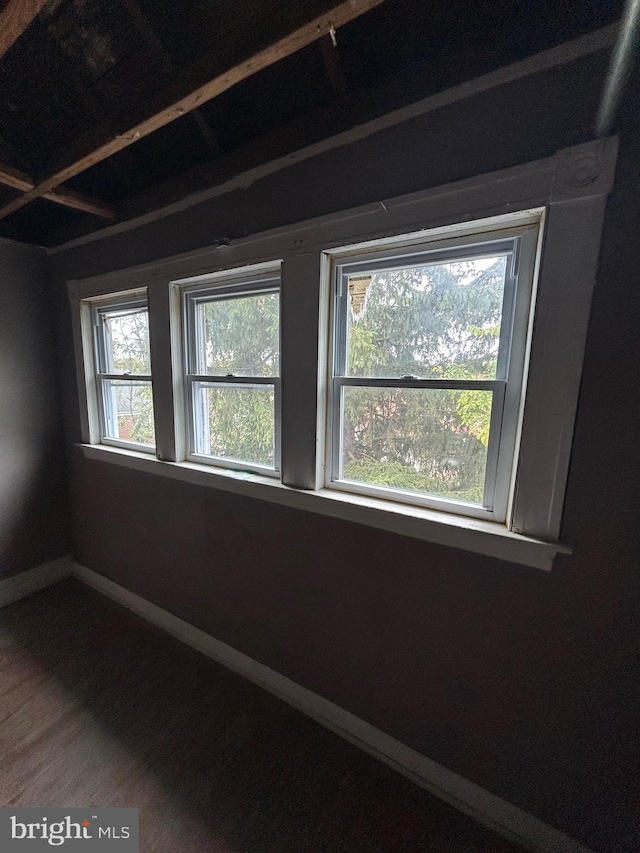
[327,226,538,521]
[182,270,280,475]
[92,296,155,451]
[72,138,617,569]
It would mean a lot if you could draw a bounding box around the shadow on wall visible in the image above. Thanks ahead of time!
[0,441,69,579]
[0,239,70,579]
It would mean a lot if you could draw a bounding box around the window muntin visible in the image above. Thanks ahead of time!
[328,229,536,520]
[183,275,281,474]
[94,300,155,450]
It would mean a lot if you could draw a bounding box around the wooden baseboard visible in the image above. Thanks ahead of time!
[0,556,74,607]
[71,560,592,853]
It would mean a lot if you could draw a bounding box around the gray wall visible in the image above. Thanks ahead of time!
[50,50,640,853]
[0,239,69,578]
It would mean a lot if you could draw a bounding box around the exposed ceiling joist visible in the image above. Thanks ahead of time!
[0,163,116,219]
[0,0,49,60]
[0,0,386,222]
[42,186,117,219]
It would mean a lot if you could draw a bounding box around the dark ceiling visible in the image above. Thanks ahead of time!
[0,0,622,247]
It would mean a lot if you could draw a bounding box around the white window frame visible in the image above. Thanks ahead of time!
[68,137,618,570]
[180,266,281,477]
[326,225,539,523]
[81,290,155,454]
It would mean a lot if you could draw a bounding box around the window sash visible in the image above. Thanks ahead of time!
[94,298,150,377]
[183,278,279,377]
[329,379,505,520]
[92,298,155,452]
[186,377,281,475]
[332,237,517,382]
[97,377,155,453]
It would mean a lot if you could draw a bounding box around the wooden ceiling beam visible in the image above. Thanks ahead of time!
[0,0,50,60]
[45,185,117,218]
[0,163,116,219]
[0,0,386,221]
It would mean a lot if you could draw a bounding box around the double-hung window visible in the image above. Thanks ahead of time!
[327,226,538,522]
[182,269,281,475]
[92,297,155,451]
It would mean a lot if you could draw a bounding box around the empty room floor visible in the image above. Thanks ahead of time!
[0,579,524,852]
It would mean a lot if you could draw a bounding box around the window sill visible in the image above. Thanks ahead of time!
[78,443,570,571]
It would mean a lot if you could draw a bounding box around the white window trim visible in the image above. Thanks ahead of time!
[68,137,618,570]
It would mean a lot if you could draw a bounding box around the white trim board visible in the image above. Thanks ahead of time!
[71,560,592,853]
[48,23,616,256]
[0,555,74,607]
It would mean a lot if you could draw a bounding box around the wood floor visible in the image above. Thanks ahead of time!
[0,579,524,852]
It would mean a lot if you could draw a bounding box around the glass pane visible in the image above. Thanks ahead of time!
[102,379,155,446]
[197,291,279,377]
[340,386,493,504]
[345,255,508,380]
[101,307,151,375]
[194,382,275,468]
